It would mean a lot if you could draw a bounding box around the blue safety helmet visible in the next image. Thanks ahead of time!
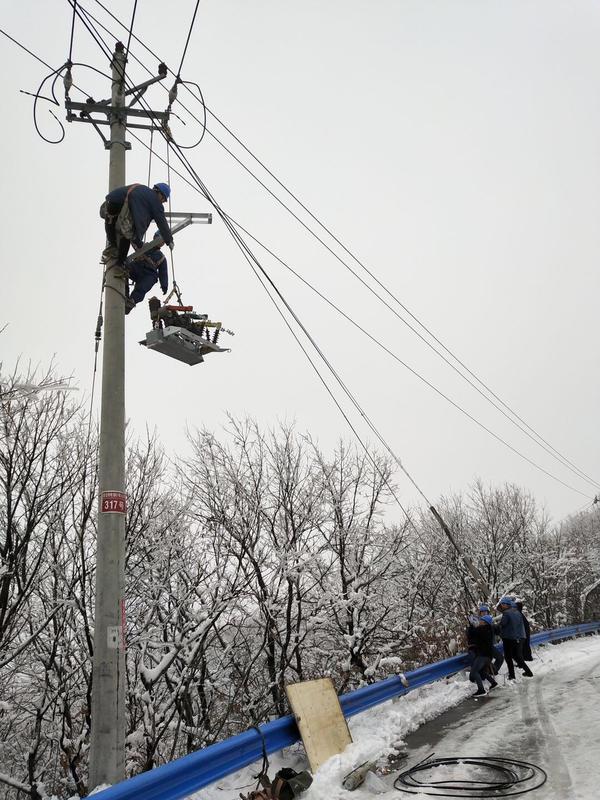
[478,604,490,613]
[153,182,171,200]
[498,596,514,607]
[481,614,493,624]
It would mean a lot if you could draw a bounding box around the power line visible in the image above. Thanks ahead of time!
[176,0,201,78]
[125,125,594,502]
[124,0,138,64]
[66,4,600,493]
[68,0,78,63]
[75,0,599,492]
[23,5,595,505]
[0,26,54,69]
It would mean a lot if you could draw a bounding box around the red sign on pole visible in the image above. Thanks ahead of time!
[100,490,127,514]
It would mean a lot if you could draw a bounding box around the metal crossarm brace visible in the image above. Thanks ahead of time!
[125,214,212,264]
[66,101,170,121]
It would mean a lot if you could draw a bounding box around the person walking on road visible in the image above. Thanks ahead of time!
[515,600,533,662]
[466,615,498,696]
[476,603,504,674]
[497,597,533,680]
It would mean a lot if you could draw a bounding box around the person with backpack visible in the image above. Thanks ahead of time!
[101,182,174,265]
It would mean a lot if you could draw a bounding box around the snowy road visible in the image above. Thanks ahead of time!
[304,635,600,800]
[400,636,600,799]
[200,636,600,800]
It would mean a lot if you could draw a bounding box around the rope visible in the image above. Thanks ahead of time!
[147,126,154,186]
[165,140,182,303]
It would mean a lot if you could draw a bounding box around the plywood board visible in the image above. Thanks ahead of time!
[286,678,352,772]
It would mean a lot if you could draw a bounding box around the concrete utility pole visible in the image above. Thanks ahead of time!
[89,42,128,788]
[64,44,203,788]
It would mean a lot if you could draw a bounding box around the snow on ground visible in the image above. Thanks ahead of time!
[194,634,600,800]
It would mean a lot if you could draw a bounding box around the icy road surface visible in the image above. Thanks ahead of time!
[198,635,600,800]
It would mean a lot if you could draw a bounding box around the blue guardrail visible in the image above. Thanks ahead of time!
[92,621,600,800]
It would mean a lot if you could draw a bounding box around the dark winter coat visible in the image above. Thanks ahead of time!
[140,248,169,293]
[518,610,533,660]
[466,623,495,659]
[105,184,173,246]
[498,607,525,641]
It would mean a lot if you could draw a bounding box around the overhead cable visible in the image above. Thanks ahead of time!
[125,125,594,502]
[176,0,201,78]
[72,1,599,492]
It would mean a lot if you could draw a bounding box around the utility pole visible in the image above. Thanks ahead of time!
[64,42,169,789]
[89,42,128,788]
[64,43,212,787]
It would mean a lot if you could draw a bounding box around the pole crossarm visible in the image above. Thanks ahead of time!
[66,101,169,121]
[126,214,212,264]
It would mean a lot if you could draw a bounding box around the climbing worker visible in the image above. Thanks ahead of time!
[101,182,174,265]
[496,596,533,680]
[125,231,169,315]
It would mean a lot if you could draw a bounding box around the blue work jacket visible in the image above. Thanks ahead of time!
[106,184,173,246]
[498,607,526,640]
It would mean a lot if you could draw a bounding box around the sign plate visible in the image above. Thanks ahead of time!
[100,491,127,514]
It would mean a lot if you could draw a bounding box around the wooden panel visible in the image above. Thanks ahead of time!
[286,678,352,772]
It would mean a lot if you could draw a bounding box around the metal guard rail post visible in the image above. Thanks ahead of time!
[91,621,600,800]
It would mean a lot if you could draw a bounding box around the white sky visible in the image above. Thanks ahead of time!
[2,1,599,522]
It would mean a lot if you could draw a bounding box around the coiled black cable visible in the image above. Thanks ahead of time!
[393,755,547,797]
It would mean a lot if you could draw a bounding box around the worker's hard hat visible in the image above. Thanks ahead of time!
[153,182,171,200]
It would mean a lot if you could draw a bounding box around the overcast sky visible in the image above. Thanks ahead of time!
[2,0,599,523]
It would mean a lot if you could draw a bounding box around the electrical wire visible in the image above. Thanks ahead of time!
[78,1,208,148]
[0,26,55,69]
[69,0,599,492]
[125,125,594,502]
[200,104,600,493]
[124,0,138,64]
[15,5,596,520]
[68,0,78,62]
[176,0,201,78]
[393,754,547,797]
[32,64,67,145]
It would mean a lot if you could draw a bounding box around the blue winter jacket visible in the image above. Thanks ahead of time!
[106,184,173,246]
[498,607,525,640]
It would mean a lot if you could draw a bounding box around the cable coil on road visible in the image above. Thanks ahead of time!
[393,755,547,797]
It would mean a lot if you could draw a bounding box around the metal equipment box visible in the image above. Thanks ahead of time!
[140,326,228,366]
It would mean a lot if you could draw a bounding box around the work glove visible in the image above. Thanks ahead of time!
[168,241,175,251]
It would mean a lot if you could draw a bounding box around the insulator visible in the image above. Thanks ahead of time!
[63,68,73,95]
[158,62,168,78]
[212,329,221,345]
